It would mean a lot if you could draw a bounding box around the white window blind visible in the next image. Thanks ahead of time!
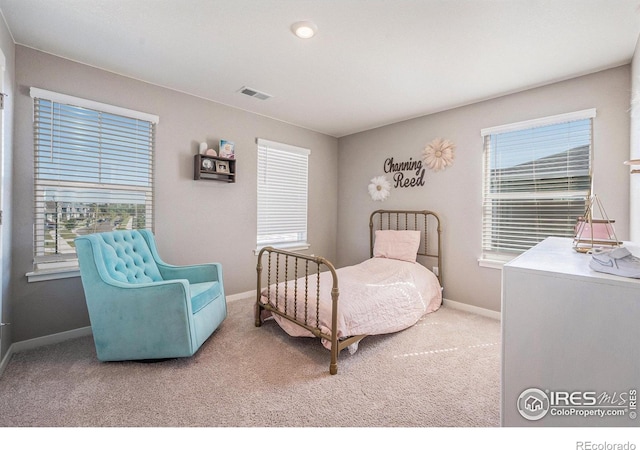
[481,109,595,259]
[31,88,158,270]
[257,138,310,250]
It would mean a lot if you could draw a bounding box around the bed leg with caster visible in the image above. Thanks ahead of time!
[255,305,263,327]
[255,258,264,327]
[330,337,338,374]
[329,286,339,375]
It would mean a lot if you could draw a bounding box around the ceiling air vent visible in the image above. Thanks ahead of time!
[238,86,272,100]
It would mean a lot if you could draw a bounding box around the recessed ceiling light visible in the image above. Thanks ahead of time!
[291,21,317,39]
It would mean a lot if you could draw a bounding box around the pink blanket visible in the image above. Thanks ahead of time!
[260,257,442,350]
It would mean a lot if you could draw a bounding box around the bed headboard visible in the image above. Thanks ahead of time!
[369,209,443,288]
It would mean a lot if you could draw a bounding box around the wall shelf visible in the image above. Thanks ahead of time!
[194,154,236,183]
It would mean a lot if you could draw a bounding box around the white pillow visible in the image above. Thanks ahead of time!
[373,230,421,263]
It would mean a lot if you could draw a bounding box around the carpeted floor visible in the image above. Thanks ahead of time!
[0,296,501,427]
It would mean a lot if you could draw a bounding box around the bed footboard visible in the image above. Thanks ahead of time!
[256,247,358,375]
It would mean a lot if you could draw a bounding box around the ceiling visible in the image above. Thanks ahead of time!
[1,0,639,138]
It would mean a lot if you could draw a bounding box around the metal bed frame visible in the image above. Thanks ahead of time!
[255,209,442,375]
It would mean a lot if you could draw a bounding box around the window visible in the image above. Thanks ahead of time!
[480,109,595,264]
[256,138,310,250]
[30,88,158,278]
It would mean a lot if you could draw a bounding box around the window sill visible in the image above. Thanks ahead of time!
[477,258,506,270]
[26,267,80,283]
[478,252,521,270]
[254,243,310,255]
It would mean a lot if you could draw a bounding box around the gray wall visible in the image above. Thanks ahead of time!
[0,16,15,361]
[11,46,338,342]
[337,66,631,313]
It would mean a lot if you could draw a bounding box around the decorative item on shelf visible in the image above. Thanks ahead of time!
[572,194,622,253]
[423,137,455,172]
[215,160,230,174]
[201,157,214,171]
[624,159,640,174]
[219,140,235,159]
[199,141,217,156]
[368,175,391,201]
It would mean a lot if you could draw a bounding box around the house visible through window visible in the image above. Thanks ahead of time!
[256,138,310,250]
[480,109,595,263]
[30,88,158,274]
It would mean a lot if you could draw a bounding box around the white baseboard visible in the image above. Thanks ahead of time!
[443,298,501,321]
[0,326,93,379]
[227,290,255,302]
[12,326,93,353]
[0,343,14,379]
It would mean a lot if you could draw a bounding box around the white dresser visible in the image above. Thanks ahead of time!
[501,237,640,426]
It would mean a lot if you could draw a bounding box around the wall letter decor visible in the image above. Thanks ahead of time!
[383,157,426,188]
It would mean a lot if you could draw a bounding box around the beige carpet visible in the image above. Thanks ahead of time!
[0,296,501,427]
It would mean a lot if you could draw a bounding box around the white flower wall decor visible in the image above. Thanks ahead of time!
[423,137,456,171]
[368,175,391,201]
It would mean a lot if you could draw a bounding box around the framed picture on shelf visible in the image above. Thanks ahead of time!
[201,157,215,171]
[219,139,235,159]
[215,161,230,174]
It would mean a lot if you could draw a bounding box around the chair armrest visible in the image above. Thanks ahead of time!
[156,261,222,284]
[96,278,193,312]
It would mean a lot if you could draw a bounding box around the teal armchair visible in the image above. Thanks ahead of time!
[75,229,227,361]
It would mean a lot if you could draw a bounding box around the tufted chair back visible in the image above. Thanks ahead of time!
[89,230,163,284]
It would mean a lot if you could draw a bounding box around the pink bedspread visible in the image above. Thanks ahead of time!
[259,257,442,350]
